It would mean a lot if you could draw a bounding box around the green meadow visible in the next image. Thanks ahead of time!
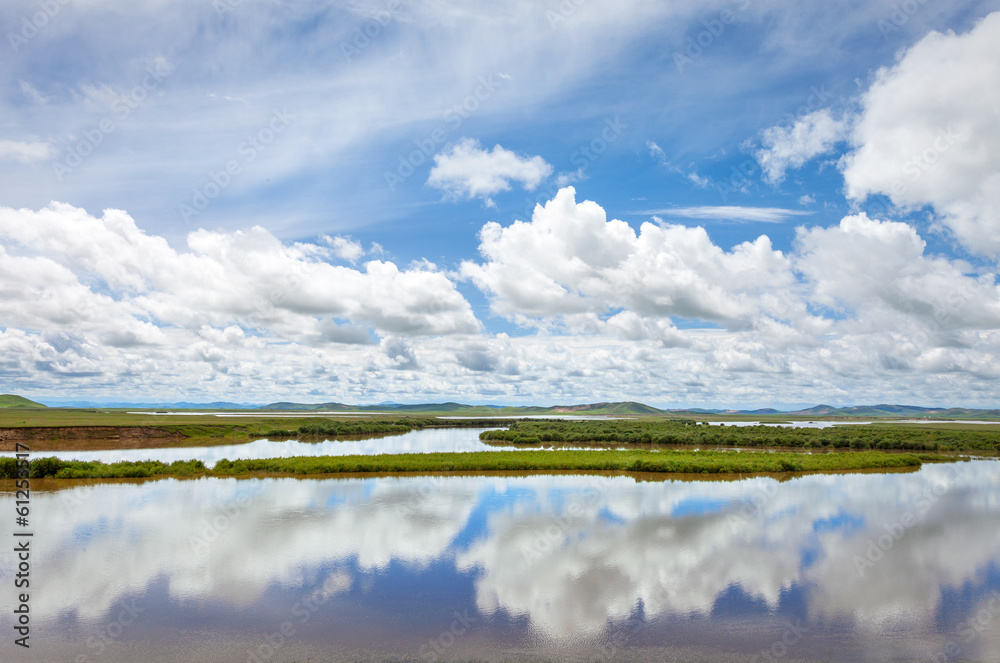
[480,419,1000,452]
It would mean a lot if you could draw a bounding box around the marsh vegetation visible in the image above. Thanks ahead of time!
[0,449,943,479]
[480,419,1000,452]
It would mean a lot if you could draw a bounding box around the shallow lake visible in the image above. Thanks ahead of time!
[3,460,999,662]
[127,412,629,420]
[708,420,1000,428]
[708,420,874,428]
[1,428,517,467]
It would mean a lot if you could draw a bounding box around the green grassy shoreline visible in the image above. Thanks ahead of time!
[481,419,1000,452]
[0,449,949,480]
[3,408,998,453]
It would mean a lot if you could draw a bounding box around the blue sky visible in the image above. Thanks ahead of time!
[1,0,999,406]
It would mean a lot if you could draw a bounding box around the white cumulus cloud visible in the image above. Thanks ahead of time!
[324,235,365,262]
[756,109,847,184]
[0,202,481,342]
[461,187,806,331]
[3,191,1000,405]
[796,212,1000,333]
[841,12,1000,256]
[427,138,553,204]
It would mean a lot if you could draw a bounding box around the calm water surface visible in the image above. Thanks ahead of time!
[3,460,999,662]
[708,420,1000,428]
[708,420,875,429]
[0,428,516,467]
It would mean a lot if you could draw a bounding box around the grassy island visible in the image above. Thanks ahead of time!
[1,449,947,480]
[480,419,1000,452]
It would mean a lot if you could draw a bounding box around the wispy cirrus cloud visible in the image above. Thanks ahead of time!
[646,140,710,188]
[636,206,814,223]
[0,139,55,163]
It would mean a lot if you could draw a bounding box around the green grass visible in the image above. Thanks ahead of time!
[1,457,209,479]
[0,449,943,480]
[0,395,46,408]
[481,419,1000,452]
[4,408,997,453]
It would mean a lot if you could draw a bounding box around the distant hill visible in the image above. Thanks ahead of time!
[262,401,495,413]
[795,404,842,416]
[703,404,1000,419]
[261,401,351,411]
[259,401,552,415]
[786,404,1000,418]
[257,400,667,416]
[254,400,1000,418]
[549,401,664,415]
[0,395,46,408]
[369,402,478,413]
[8,396,998,419]
[41,400,261,409]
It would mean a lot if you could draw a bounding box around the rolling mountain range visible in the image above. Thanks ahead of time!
[257,400,1000,419]
[5,395,998,418]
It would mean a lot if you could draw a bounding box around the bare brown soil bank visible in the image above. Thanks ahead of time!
[0,426,186,451]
